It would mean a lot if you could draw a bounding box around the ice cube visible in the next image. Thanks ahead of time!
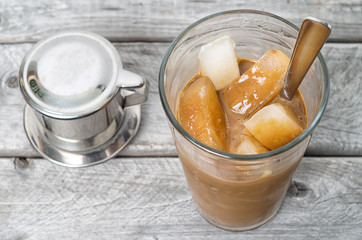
[177,76,227,151]
[233,132,269,155]
[244,103,304,150]
[219,49,290,127]
[198,35,240,90]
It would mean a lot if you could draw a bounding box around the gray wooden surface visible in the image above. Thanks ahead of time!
[0,0,361,42]
[1,157,362,240]
[0,0,361,239]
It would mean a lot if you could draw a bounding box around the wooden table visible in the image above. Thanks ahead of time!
[0,1,361,239]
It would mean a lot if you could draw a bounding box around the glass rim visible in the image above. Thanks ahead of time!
[158,9,330,161]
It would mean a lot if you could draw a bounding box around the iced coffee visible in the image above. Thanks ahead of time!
[176,36,307,229]
[159,10,329,231]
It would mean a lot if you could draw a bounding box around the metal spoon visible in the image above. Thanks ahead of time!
[280,17,331,100]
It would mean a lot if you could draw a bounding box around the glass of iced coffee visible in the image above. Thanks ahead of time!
[159,10,329,231]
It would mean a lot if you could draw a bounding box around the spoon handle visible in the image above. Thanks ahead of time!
[280,17,331,100]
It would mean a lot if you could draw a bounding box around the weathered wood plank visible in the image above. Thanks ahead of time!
[0,42,361,157]
[309,44,362,155]
[0,0,361,43]
[0,43,176,157]
[0,156,361,239]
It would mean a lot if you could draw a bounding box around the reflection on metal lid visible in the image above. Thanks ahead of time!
[19,31,121,119]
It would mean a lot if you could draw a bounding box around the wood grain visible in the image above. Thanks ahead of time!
[309,45,362,155]
[0,1,360,239]
[0,42,361,157]
[0,156,361,239]
[0,0,361,43]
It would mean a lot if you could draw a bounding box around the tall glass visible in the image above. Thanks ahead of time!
[159,10,329,231]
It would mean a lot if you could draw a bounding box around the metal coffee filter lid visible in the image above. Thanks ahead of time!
[19,31,121,119]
